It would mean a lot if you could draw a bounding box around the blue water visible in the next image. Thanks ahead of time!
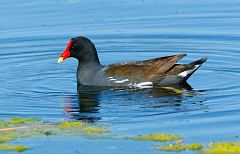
[0,0,240,153]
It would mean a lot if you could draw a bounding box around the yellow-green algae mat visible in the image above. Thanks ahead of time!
[130,133,240,154]
[130,133,202,152]
[1,117,240,153]
[202,142,240,154]
[0,117,109,152]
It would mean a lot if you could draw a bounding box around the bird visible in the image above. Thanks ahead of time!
[58,36,207,88]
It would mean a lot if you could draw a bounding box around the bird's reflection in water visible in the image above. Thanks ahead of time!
[63,82,205,122]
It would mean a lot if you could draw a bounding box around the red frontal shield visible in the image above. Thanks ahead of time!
[58,40,72,63]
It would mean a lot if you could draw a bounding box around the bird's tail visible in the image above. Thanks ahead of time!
[179,57,208,80]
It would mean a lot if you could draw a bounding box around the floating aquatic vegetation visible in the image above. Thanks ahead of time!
[57,121,85,129]
[131,132,203,152]
[0,118,109,137]
[84,126,108,134]
[156,143,203,152]
[3,117,240,154]
[132,133,182,142]
[0,144,28,152]
[0,117,41,129]
[0,120,9,129]
[57,121,109,135]
[0,135,13,143]
[0,117,110,152]
[0,132,23,143]
[9,117,40,126]
[202,142,240,154]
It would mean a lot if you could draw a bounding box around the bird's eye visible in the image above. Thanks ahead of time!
[71,45,76,50]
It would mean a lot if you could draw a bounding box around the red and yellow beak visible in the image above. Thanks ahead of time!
[58,40,72,63]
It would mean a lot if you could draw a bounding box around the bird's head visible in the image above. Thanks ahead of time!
[58,36,99,64]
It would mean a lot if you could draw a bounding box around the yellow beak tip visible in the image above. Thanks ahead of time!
[58,57,64,64]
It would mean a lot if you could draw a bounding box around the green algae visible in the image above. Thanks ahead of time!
[0,130,45,148]
[0,117,41,129]
[0,135,13,143]
[10,117,40,126]
[0,117,110,152]
[0,144,28,152]
[156,143,203,152]
[10,117,23,121]
[57,121,85,129]
[57,121,109,135]
[131,132,204,153]
[0,130,28,151]
[3,117,240,154]
[0,120,9,129]
[202,142,240,154]
[133,133,182,142]
[84,126,108,134]
[4,117,240,154]
[0,132,25,143]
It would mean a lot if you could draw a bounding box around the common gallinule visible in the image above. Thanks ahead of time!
[58,36,207,88]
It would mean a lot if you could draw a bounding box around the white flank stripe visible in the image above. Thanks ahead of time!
[135,82,153,88]
[128,83,133,86]
[115,79,129,83]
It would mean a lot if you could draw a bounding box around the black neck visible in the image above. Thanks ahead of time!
[78,59,102,72]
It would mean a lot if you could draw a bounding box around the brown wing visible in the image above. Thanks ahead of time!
[105,54,187,82]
